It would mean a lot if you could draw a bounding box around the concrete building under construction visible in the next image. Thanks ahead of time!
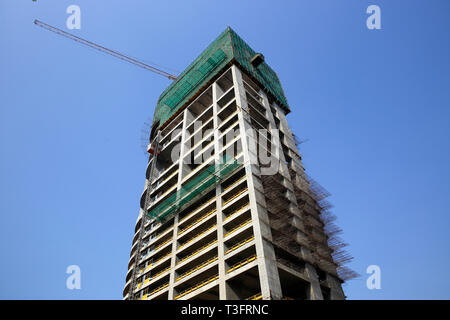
[123,27,356,300]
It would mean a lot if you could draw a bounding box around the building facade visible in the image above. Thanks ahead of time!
[123,28,351,300]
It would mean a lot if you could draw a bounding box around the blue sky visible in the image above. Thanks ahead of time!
[1,0,449,299]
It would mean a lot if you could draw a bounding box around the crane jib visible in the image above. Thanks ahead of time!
[34,19,177,80]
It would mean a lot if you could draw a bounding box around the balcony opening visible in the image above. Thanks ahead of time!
[223,198,250,226]
[278,267,309,300]
[178,190,216,223]
[218,98,237,123]
[224,228,254,257]
[146,246,172,269]
[225,265,260,300]
[186,86,213,127]
[161,109,183,137]
[141,274,170,300]
[174,265,219,300]
[186,104,213,136]
[217,87,235,111]
[176,233,217,264]
[219,139,242,162]
[221,168,245,190]
[223,206,251,239]
[177,216,217,250]
[218,113,239,137]
[222,182,248,207]
[175,248,218,283]
[225,245,256,275]
[216,68,233,98]
[189,285,220,300]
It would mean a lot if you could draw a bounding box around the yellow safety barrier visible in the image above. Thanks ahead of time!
[174,274,219,300]
[224,220,252,237]
[176,256,218,282]
[223,176,246,192]
[154,238,173,251]
[178,209,216,235]
[151,267,171,280]
[177,240,218,264]
[224,204,249,222]
[150,252,171,267]
[178,225,216,250]
[245,293,262,300]
[148,283,169,297]
[223,188,248,206]
[141,294,148,300]
[227,255,257,273]
[225,237,254,255]
[137,265,170,291]
[178,197,216,225]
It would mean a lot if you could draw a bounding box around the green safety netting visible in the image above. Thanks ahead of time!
[153,27,289,128]
[147,155,241,221]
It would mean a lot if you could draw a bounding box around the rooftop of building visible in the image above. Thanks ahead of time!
[152,27,290,130]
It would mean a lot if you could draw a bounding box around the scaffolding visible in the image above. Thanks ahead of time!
[304,175,359,281]
[233,97,357,282]
[260,166,358,282]
[128,132,162,300]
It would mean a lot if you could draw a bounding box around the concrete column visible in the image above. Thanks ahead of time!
[327,274,346,300]
[305,263,324,300]
[231,64,282,300]
[168,108,189,300]
[212,81,227,300]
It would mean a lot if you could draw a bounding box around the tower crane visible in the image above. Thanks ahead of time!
[34,19,177,80]
[35,19,174,299]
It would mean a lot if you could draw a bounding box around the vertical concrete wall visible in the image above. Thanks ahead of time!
[231,65,283,300]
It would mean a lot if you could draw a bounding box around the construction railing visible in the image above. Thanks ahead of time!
[176,256,218,282]
[225,236,254,255]
[136,266,170,289]
[245,292,263,300]
[178,209,216,235]
[139,251,172,276]
[222,175,246,193]
[174,274,219,300]
[177,239,218,265]
[224,204,250,222]
[178,225,216,250]
[146,282,170,299]
[224,219,252,238]
[223,188,248,206]
[227,255,257,274]
[154,238,173,251]
[149,252,172,269]
[178,197,216,225]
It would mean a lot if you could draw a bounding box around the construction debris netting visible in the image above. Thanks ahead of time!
[153,27,290,129]
[147,155,241,222]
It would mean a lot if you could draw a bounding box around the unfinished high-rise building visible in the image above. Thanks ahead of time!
[123,28,355,300]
